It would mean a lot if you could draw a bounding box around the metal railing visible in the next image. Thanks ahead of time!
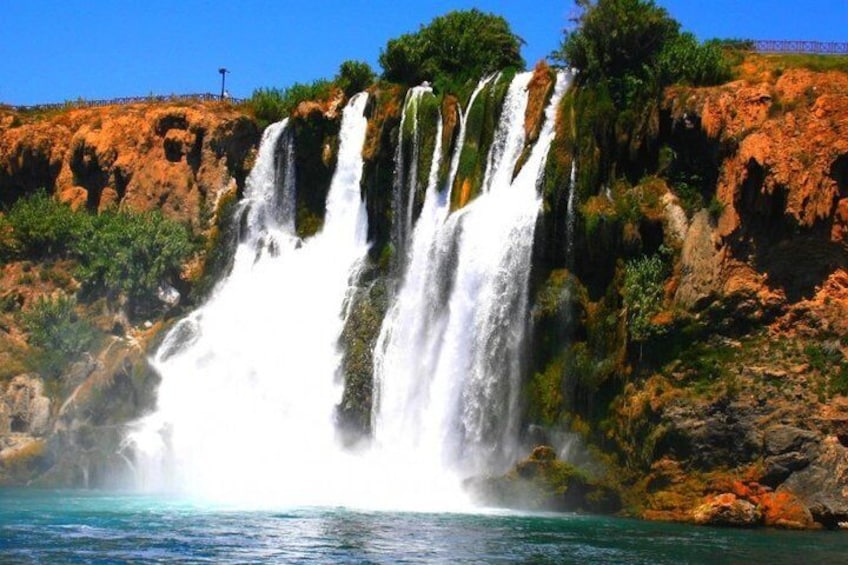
[753,40,848,55]
[10,93,246,113]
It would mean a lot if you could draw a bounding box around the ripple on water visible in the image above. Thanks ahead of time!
[2,490,848,564]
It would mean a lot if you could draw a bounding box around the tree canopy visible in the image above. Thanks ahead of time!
[557,0,730,107]
[379,9,525,88]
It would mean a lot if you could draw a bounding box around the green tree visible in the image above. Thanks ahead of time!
[335,60,375,97]
[558,0,730,104]
[379,9,525,88]
[558,0,679,107]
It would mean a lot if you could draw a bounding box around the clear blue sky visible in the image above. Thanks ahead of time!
[1,1,845,105]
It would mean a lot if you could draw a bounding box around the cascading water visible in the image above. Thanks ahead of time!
[392,86,433,264]
[127,93,371,506]
[127,69,571,512]
[373,71,572,481]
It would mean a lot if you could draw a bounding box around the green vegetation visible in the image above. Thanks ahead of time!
[379,9,524,89]
[73,209,195,315]
[2,192,196,317]
[247,80,334,128]
[555,0,732,199]
[335,60,376,97]
[21,294,100,379]
[765,53,848,75]
[0,190,82,258]
[622,254,667,344]
[658,34,732,87]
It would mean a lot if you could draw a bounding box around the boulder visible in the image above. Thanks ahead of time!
[692,493,761,527]
[781,437,848,528]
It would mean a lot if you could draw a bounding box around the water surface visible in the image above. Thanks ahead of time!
[2,489,846,564]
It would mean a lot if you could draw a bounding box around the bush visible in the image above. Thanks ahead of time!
[73,210,196,315]
[2,191,196,316]
[248,79,334,128]
[22,294,99,378]
[336,60,375,97]
[622,254,667,344]
[658,33,731,86]
[3,190,82,258]
[379,9,525,87]
[558,0,679,107]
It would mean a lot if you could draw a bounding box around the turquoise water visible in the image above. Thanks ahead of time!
[1,489,847,564]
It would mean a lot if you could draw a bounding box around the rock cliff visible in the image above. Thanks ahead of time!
[0,100,259,485]
[0,57,846,529]
[0,101,258,228]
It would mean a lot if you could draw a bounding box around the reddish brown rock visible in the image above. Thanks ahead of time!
[692,493,762,527]
[0,102,259,230]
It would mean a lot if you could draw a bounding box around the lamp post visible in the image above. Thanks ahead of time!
[218,67,229,100]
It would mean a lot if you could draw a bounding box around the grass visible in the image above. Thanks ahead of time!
[764,53,848,74]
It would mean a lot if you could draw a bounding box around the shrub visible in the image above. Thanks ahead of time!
[555,0,733,203]
[658,33,732,86]
[3,190,82,258]
[558,0,732,101]
[21,294,99,378]
[558,0,679,107]
[379,9,525,88]
[248,79,334,128]
[2,191,196,316]
[335,60,376,97]
[622,254,667,344]
[73,210,196,316]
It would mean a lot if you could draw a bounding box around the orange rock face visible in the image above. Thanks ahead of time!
[0,102,259,230]
[668,68,848,241]
[667,65,848,325]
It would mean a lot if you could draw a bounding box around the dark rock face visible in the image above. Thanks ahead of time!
[661,399,761,469]
[761,424,819,486]
[781,437,848,528]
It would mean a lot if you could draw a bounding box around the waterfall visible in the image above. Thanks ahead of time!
[566,161,577,265]
[373,71,573,481]
[481,72,533,193]
[392,86,433,264]
[125,69,573,512]
[127,93,371,505]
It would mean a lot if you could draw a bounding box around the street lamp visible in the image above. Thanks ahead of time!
[218,67,229,100]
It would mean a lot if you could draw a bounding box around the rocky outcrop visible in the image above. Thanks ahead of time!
[466,445,621,513]
[0,335,159,487]
[0,102,259,230]
[0,374,51,485]
[693,492,761,527]
[665,66,848,311]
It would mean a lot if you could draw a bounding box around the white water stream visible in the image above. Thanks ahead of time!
[128,71,571,511]
[128,94,370,506]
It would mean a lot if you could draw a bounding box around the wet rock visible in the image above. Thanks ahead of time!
[759,491,817,529]
[675,210,720,309]
[663,398,760,469]
[466,445,621,514]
